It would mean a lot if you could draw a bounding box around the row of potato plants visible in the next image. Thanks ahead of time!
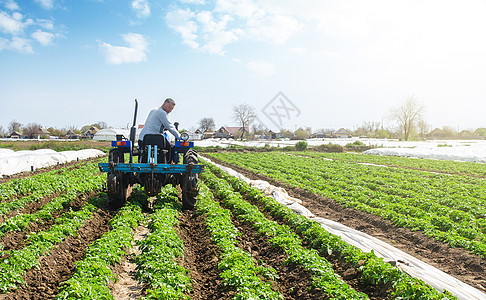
[201,168,370,299]
[296,151,486,176]
[0,160,91,201]
[0,160,103,219]
[0,163,105,239]
[207,152,486,258]
[56,186,193,300]
[197,182,284,299]
[134,186,192,300]
[55,198,145,299]
[204,162,458,300]
[0,194,106,293]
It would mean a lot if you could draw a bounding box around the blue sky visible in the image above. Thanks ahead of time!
[1,0,486,133]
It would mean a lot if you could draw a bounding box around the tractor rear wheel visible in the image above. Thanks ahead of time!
[181,149,198,210]
[107,148,128,209]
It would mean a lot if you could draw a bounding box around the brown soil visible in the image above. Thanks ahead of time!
[231,215,329,299]
[0,192,90,255]
[2,206,113,299]
[110,225,149,300]
[0,191,62,224]
[108,201,235,300]
[206,155,486,293]
[178,210,235,300]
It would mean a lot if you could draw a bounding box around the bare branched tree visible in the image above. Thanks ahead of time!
[390,96,425,141]
[364,121,381,136]
[22,123,42,138]
[198,117,215,132]
[232,104,257,140]
[8,120,22,134]
[417,119,431,140]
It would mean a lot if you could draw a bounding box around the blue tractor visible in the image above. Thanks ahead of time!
[98,100,204,209]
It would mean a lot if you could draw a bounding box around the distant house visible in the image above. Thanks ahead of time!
[226,127,250,139]
[311,132,326,138]
[429,128,445,139]
[214,126,232,138]
[334,128,351,138]
[458,130,474,138]
[9,131,22,139]
[83,126,99,139]
[184,131,202,140]
[203,131,215,139]
[26,127,50,139]
[67,130,80,139]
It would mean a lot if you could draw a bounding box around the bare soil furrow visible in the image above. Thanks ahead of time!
[231,215,328,300]
[178,209,235,300]
[1,207,113,299]
[110,224,149,300]
[0,192,96,254]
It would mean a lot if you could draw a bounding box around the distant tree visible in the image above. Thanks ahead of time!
[22,123,42,138]
[66,125,81,134]
[279,128,293,139]
[0,126,6,137]
[251,123,266,136]
[97,121,109,129]
[8,120,22,134]
[442,126,457,138]
[47,127,66,137]
[390,96,425,141]
[417,120,431,140]
[375,129,392,139]
[232,104,257,140]
[198,117,215,132]
[294,127,311,140]
[364,121,381,137]
[80,122,109,133]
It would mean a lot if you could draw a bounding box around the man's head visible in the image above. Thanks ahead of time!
[162,98,176,114]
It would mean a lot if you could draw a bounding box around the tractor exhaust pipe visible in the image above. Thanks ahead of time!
[129,99,138,147]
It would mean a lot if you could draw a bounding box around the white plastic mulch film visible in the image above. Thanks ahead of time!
[201,156,486,300]
[0,149,105,178]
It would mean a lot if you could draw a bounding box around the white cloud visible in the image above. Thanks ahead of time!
[196,11,239,55]
[166,8,199,49]
[288,47,305,55]
[31,29,54,45]
[246,60,275,77]
[0,36,33,53]
[166,0,302,55]
[99,33,149,64]
[314,50,344,59]
[5,0,19,10]
[215,0,265,20]
[179,0,205,4]
[0,9,60,53]
[247,14,301,45]
[34,0,54,10]
[37,18,54,30]
[131,0,150,18]
[0,11,32,35]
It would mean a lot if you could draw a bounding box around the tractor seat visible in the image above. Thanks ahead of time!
[138,134,171,163]
[140,134,170,150]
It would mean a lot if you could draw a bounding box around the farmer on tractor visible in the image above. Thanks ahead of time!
[138,97,181,147]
